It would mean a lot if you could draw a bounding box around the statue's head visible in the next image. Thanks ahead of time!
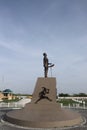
[43,53,47,56]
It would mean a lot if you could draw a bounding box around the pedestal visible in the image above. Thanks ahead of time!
[4,78,83,128]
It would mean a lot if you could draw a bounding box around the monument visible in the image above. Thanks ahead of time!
[3,53,83,128]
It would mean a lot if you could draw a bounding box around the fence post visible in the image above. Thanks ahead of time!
[8,103,10,107]
[83,101,85,109]
[61,103,63,108]
[69,104,70,108]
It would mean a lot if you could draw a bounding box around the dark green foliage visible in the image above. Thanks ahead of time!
[73,93,87,97]
[59,93,70,97]
[58,99,78,106]
[2,98,20,103]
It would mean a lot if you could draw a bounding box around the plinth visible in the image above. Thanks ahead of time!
[4,78,82,128]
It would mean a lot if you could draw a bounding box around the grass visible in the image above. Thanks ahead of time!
[2,98,21,103]
[58,99,78,106]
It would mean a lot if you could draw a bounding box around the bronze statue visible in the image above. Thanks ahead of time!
[43,53,54,78]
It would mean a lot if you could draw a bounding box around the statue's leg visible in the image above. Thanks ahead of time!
[45,96,52,101]
[44,67,48,77]
[35,98,41,103]
[44,67,46,77]
[44,68,45,77]
[45,68,48,77]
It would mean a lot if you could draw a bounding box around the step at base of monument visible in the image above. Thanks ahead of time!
[4,103,83,128]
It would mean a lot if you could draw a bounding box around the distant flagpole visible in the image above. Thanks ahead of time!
[50,67,52,77]
[2,75,5,90]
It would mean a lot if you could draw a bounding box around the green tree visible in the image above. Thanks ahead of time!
[59,93,70,97]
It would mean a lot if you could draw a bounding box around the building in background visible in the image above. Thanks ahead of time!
[0,91,3,101]
[3,89,14,100]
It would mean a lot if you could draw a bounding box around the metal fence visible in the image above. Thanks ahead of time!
[0,102,87,110]
[60,103,87,109]
[0,102,25,109]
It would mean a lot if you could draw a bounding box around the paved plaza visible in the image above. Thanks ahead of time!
[0,108,87,130]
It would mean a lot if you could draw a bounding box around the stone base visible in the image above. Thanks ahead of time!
[4,78,83,128]
[4,103,82,128]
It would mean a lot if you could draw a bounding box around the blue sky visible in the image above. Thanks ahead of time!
[0,0,87,94]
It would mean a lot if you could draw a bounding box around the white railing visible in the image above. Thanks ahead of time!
[58,97,87,109]
[0,102,27,108]
[0,98,31,109]
[0,98,86,110]
[60,103,87,109]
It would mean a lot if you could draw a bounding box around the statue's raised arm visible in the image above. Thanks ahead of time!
[43,53,54,78]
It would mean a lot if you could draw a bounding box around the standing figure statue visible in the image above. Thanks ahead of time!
[43,53,54,78]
